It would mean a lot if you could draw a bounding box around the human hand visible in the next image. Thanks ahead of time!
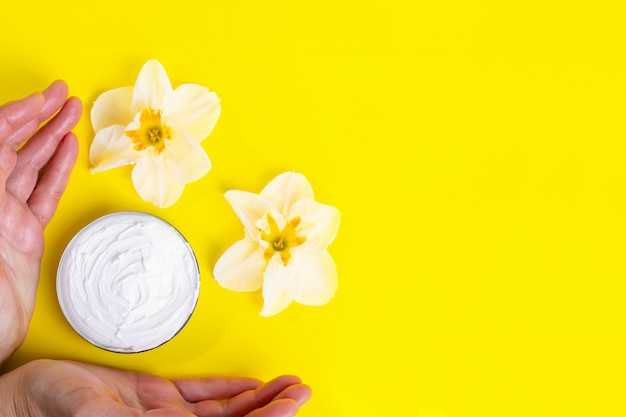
[0,359,312,417]
[0,82,81,365]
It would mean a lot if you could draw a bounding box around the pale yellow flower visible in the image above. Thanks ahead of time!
[214,172,341,316]
[89,60,221,207]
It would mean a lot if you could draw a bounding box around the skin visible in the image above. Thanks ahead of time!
[0,80,81,363]
[0,360,311,417]
[0,83,312,417]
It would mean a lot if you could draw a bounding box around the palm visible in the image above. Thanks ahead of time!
[20,360,310,417]
[0,195,44,364]
[0,82,81,364]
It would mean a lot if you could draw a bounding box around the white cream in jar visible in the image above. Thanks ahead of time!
[57,212,200,353]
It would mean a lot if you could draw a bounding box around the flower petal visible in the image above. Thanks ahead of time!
[213,238,265,292]
[131,60,174,115]
[289,199,341,254]
[91,86,134,132]
[168,84,221,143]
[260,172,314,214]
[131,156,184,208]
[260,251,337,315]
[260,255,297,316]
[290,251,338,306]
[224,190,276,239]
[164,131,212,184]
[89,125,143,172]
[261,251,338,316]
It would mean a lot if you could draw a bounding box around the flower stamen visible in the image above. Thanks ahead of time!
[125,107,172,155]
[259,213,306,266]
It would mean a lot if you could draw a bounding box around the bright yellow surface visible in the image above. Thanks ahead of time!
[2,1,626,416]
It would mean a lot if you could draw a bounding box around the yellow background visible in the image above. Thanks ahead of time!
[2,1,626,416]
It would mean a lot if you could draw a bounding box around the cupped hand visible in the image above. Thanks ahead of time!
[0,359,311,417]
[0,82,81,365]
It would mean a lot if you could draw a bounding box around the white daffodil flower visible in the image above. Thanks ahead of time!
[89,60,221,208]
[214,172,341,316]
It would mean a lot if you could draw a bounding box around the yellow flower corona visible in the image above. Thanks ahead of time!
[259,213,306,265]
[125,107,171,154]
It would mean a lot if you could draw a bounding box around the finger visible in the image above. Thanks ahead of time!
[7,96,82,201]
[271,384,311,407]
[27,132,78,227]
[174,377,262,402]
[192,375,303,417]
[38,80,70,122]
[90,401,196,417]
[244,399,300,417]
[3,80,70,150]
[0,92,44,145]
[0,143,17,174]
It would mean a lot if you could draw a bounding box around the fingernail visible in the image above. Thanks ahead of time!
[42,80,69,103]
[297,385,313,406]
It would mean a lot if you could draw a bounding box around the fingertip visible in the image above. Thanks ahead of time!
[63,131,79,149]
[64,130,78,141]
[39,80,70,122]
[296,384,312,406]
[263,398,301,417]
[245,399,301,417]
[274,383,312,407]
[271,375,303,385]
[53,97,82,133]
[60,132,80,163]
[43,80,69,99]
[67,96,84,113]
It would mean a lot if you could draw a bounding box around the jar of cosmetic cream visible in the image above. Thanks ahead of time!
[56,212,200,353]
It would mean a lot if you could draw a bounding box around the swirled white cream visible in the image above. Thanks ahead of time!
[57,212,199,353]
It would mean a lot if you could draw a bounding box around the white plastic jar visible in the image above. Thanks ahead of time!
[56,212,200,353]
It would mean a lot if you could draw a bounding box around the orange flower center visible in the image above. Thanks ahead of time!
[259,213,306,266]
[125,107,172,154]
